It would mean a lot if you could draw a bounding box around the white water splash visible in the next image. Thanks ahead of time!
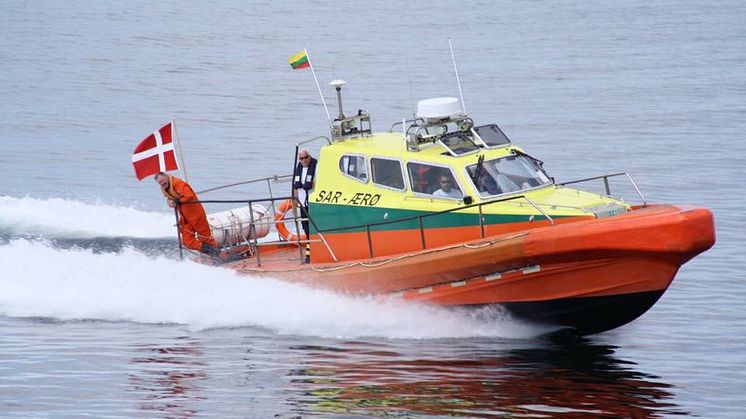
[0,196,174,238]
[0,239,546,340]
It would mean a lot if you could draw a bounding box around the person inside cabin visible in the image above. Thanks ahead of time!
[155,172,219,257]
[476,170,500,195]
[414,165,435,193]
[293,149,317,262]
[433,173,463,199]
[386,164,405,189]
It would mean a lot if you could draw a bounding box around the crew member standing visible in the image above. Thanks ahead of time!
[155,172,219,256]
[293,149,317,262]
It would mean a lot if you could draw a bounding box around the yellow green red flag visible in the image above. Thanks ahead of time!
[288,49,310,69]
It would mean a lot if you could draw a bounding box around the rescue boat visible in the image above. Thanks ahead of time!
[192,80,714,336]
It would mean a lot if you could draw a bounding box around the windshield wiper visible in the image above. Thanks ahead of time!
[511,149,554,183]
[511,148,545,167]
[471,154,485,181]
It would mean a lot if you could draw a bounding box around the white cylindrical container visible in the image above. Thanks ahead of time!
[207,204,271,247]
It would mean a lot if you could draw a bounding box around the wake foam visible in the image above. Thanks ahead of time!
[0,239,546,340]
[0,196,174,238]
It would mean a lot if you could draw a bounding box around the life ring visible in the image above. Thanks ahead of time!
[274,199,299,242]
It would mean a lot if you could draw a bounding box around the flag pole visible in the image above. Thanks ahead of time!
[304,48,332,125]
[172,117,189,182]
[174,206,184,260]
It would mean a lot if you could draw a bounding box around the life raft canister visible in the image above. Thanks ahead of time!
[207,204,271,247]
[274,199,300,243]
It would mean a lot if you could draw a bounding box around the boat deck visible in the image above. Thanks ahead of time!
[197,242,307,271]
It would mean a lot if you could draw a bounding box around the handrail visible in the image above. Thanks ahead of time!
[187,175,563,262]
[470,195,553,240]
[186,167,341,265]
[558,171,646,206]
[405,189,589,213]
[521,196,554,225]
[196,174,292,195]
[290,135,332,262]
[248,200,261,267]
[296,135,332,147]
[299,197,339,262]
[197,196,291,205]
[389,118,420,132]
[350,194,553,257]
[318,193,553,234]
[183,190,554,262]
[185,194,338,265]
[183,171,644,264]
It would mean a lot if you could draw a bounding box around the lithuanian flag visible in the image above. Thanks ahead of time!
[288,49,310,69]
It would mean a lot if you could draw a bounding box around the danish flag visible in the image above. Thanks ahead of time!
[131,122,179,180]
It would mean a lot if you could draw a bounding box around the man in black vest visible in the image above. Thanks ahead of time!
[293,149,317,262]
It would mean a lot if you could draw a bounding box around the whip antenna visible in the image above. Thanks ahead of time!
[448,38,466,114]
[406,57,416,118]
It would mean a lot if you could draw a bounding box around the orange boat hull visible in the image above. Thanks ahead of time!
[228,204,715,335]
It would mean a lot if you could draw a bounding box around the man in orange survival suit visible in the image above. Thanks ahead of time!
[155,172,219,257]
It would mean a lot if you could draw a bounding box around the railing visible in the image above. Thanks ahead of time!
[198,174,291,194]
[192,190,552,263]
[192,195,337,266]
[389,118,420,132]
[186,132,331,266]
[186,171,644,263]
[197,174,291,227]
[558,172,646,207]
[183,172,336,266]
[291,136,330,260]
[296,136,332,147]
[317,194,553,259]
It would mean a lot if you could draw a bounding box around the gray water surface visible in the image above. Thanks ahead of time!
[1,1,744,417]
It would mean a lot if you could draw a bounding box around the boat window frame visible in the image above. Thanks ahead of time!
[338,153,369,184]
[437,131,482,157]
[463,153,552,199]
[471,124,512,149]
[370,156,407,192]
[407,160,465,201]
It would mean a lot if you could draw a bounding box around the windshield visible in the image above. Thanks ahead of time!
[467,154,551,196]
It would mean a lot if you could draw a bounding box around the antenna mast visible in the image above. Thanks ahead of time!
[448,38,466,114]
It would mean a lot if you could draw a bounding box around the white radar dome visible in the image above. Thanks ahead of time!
[416,97,463,122]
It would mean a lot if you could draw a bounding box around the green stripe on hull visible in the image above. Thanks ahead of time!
[308,202,568,233]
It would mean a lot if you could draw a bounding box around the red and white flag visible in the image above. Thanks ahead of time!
[131,122,179,180]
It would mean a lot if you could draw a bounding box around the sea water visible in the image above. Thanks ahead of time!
[1,0,745,417]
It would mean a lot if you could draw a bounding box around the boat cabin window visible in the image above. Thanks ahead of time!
[371,158,405,190]
[473,124,511,147]
[439,132,480,156]
[467,155,551,196]
[407,162,463,199]
[339,155,368,182]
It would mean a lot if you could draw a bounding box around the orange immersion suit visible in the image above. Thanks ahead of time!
[161,175,217,252]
